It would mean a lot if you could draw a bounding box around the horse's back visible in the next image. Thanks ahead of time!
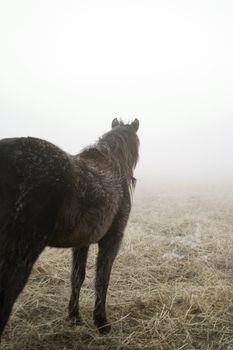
[0,137,72,181]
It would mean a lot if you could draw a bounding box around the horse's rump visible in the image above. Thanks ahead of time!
[0,137,74,237]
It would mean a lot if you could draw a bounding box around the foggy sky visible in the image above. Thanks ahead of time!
[1,0,233,184]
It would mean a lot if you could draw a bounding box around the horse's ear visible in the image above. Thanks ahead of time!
[131,118,139,132]
[112,118,120,128]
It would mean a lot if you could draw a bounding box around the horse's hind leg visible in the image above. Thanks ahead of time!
[93,223,123,334]
[0,260,32,337]
[0,228,48,338]
[68,246,89,324]
[0,288,13,338]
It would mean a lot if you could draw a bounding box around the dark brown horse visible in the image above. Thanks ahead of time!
[0,118,139,338]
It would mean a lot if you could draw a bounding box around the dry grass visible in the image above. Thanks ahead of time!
[2,184,233,349]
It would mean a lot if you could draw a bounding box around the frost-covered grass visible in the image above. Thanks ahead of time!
[2,184,233,349]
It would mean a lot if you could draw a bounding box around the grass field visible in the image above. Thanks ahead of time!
[2,184,233,350]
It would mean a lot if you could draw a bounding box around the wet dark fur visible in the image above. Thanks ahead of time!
[0,119,139,338]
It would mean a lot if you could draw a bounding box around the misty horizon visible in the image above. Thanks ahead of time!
[1,0,233,184]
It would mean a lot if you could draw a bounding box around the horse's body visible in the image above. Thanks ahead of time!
[0,118,139,337]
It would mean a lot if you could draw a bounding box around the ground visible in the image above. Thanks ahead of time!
[2,184,233,350]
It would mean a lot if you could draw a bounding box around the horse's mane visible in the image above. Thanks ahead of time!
[79,123,139,191]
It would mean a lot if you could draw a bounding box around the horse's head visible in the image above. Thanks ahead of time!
[108,118,140,181]
[111,118,139,133]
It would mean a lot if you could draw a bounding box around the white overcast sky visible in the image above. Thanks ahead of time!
[0,0,233,183]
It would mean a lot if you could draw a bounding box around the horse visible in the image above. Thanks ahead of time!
[0,118,139,338]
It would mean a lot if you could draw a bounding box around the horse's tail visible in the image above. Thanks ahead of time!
[0,139,19,228]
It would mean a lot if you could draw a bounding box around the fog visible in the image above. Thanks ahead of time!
[1,0,233,185]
